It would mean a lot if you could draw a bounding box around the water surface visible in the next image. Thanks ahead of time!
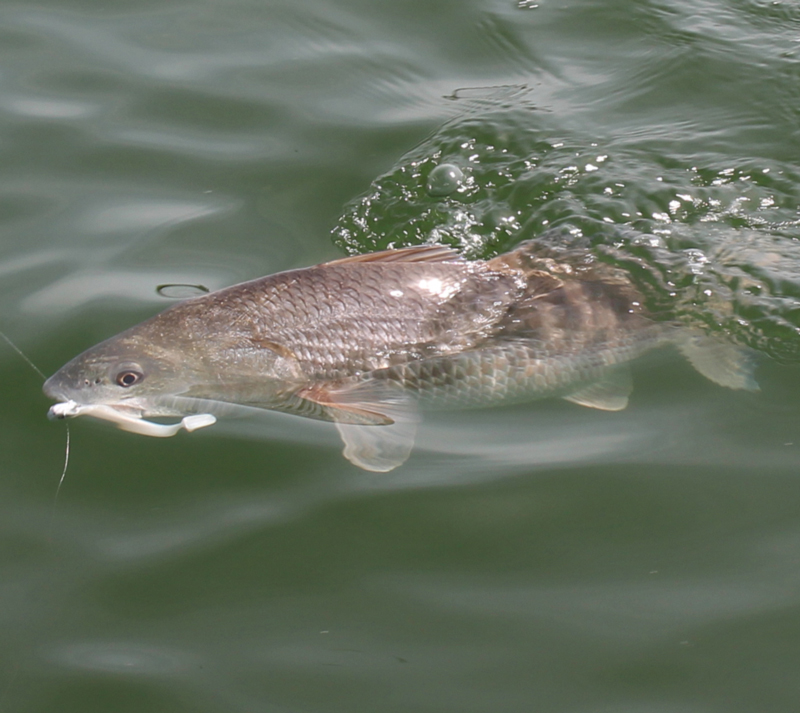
[2,0,800,711]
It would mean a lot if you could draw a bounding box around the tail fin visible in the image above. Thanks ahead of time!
[678,332,759,391]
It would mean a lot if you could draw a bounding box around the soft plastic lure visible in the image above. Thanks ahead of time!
[48,400,216,437]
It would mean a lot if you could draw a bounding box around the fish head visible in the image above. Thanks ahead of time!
[43,329,198,420]
[43,300,304,437]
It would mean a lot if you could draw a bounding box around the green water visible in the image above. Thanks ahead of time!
[3,0,800,711]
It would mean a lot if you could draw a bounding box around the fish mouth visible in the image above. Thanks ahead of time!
[47,399,216,437]
[48,400,141,421]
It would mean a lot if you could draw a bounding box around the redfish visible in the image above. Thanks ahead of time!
[44,241,757,471]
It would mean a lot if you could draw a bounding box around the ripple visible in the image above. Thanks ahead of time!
[81,199,220,235]
[47,640,194,675]
[3,95,97,119]
[21,268,229,313]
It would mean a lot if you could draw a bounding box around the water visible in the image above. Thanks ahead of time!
[2,0,800,711]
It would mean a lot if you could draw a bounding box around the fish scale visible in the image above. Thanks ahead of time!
[247,261,522,378]
[373,326,663,409]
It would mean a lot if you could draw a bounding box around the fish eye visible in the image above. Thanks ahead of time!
[115,369,144,387]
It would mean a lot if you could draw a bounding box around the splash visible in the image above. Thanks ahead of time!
[332,97,800,362]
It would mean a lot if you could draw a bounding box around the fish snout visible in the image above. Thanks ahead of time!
[43,373,69,402]
[43,369,91,405]
[43,365,101,403]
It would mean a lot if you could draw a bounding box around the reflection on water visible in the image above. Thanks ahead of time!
[209,401,643,474]
[145,366,781,486]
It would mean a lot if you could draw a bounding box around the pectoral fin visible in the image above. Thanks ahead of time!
[335,419,418,472]
[678,333,759,391]
[297,379,419,472]
[562,368,632,411]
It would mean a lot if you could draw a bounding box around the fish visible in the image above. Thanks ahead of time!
[43,241,758,472]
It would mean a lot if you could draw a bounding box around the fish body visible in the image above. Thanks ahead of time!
[44,242,757,471]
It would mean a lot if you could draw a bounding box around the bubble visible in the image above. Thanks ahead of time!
[426,164,464,197]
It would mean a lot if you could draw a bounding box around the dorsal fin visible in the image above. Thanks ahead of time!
[325,245,463,266]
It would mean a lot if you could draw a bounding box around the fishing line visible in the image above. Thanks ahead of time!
[0,329,46,380]
[0,328,72,529]
[47,425,71,540]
